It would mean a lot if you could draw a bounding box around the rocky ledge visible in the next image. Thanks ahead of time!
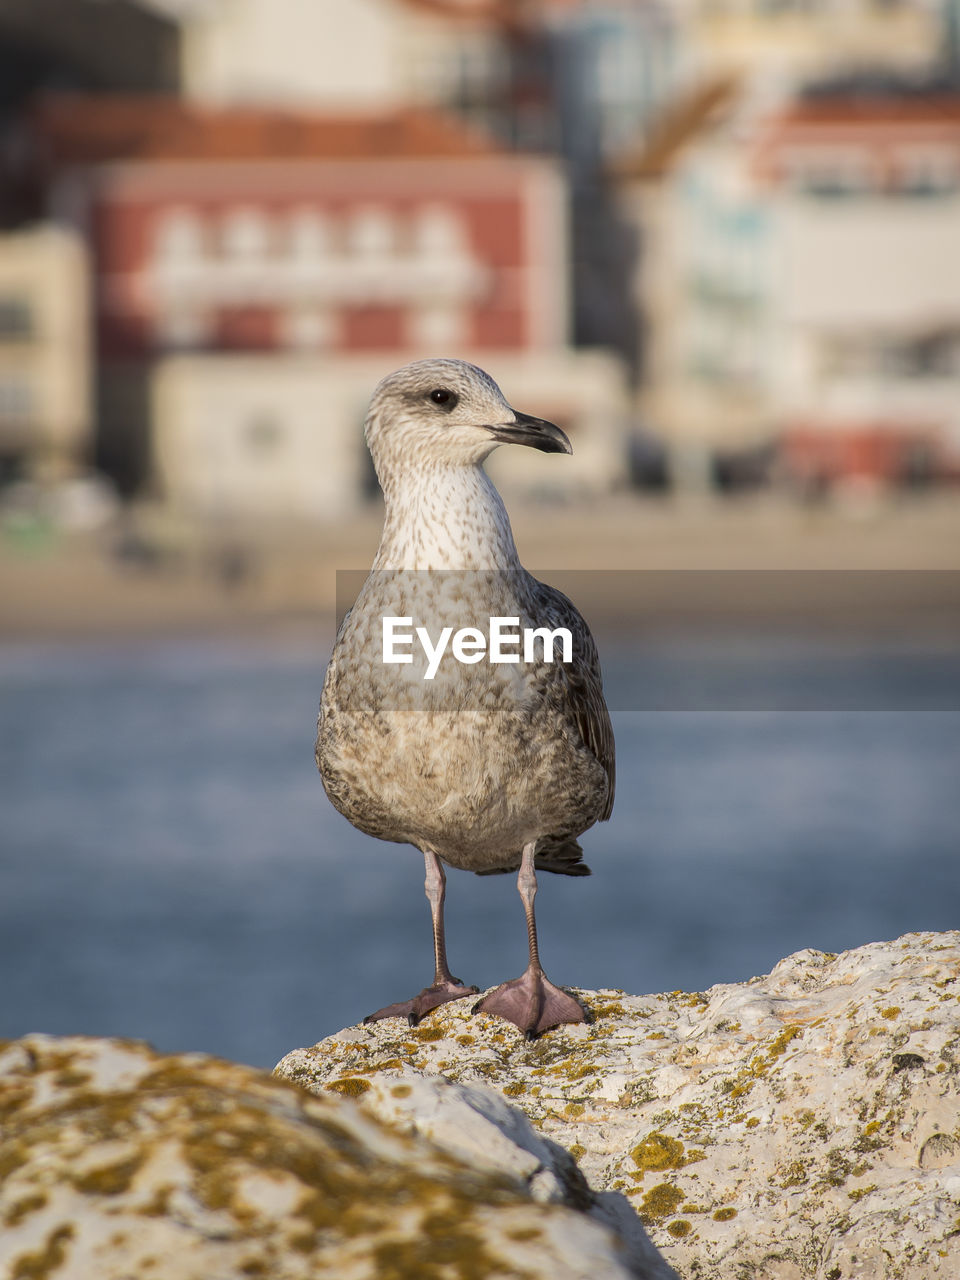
[0,1033,666,1279]
[1,933,957,1280]
[276,932,960,1280]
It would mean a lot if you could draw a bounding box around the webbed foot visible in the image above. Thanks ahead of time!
[473,969,589,1040]
[364,979,479,1027]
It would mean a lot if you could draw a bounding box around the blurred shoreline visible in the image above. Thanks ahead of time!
[2,493,959,647]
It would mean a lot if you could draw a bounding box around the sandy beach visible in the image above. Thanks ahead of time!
[2,493,959,644]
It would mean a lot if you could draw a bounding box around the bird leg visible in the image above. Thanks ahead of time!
[473,842,588,1040]
[364,850,478,1026]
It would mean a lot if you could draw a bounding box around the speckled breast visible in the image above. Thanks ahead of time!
[316,670,607,871]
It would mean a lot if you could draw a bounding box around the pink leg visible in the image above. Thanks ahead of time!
[473,842,588,1039]
[365,850,478,1026]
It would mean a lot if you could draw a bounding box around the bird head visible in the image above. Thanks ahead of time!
[364,358,571,478]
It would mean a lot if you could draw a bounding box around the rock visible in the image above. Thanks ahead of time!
[309,1070,675,1279]
[0,1034,673,1279]
[276,931,960,1280]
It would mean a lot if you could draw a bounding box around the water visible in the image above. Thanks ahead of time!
[1,634,958,1068]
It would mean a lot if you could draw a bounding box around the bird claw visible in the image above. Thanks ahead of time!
[364,980,479,1027]
[473,970,589,1039]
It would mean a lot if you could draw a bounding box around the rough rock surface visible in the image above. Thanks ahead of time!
[0,1034,671,1279]
[277,931,960,1280]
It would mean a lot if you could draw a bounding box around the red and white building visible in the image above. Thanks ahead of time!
[632,90,960,487]
[30,95,628,514]
[39,100,567,359]
[755,95,960,486]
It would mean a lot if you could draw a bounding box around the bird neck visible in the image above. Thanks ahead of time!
[373,462,521,571]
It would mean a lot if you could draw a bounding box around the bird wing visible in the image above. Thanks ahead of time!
[534,579,616,822]
[315,605,352,769]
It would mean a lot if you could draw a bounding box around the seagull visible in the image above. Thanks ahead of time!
[316,359,615,1038]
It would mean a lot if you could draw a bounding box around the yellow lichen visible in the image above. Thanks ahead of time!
[323,1078,371,1098]
[10,1225,74,1279]
[72,1153,144,1197]
[503,1082,526,1097]
[3,1193,48,1228]
[881,1007,901,1020]
[505,1226,542,1243]
[667,1219,693,1237]
[638,1183,684,1224]
[713,1207,738,1221]
[592,1003,625,1019]
[848,1184,878,1202]
[631,1133,686,1174]
[565,1063,596,1081]
[767,1025,803,1059]
[780,1161,808,1188]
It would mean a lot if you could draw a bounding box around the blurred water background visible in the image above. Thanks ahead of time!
[3,627,957,1070]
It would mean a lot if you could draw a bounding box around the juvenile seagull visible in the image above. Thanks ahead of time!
[317,358,614,1038]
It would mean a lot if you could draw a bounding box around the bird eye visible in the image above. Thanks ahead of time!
[428,388,458,410]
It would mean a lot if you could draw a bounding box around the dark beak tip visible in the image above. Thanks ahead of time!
[494,411,572,456]
[543,426,573,456]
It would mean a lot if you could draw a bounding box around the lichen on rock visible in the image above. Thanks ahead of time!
[277,930,960,1280]
[0,1034,669,1279]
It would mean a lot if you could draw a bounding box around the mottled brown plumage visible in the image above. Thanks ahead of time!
[316,359,614,1036]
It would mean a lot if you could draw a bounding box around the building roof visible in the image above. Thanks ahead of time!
[769,94,960,132]
[750,93,960,184]
[26,94,504,166]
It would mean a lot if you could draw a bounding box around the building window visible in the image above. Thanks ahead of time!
[0,297,33,340]
[154,208,204,262]
[408,304,467,348]
[245,414,285,456]
[885,330,960,377]
[0,376,32,420]
[221,208,270,259]
[282,307,338,350]
[155,308,210,349]
[348,207,394,257]
[893,151,958,197]
[288,208,331,260]
[787,151,875,197]
[413,206,467,256]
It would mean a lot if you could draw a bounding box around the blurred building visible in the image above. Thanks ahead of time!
[0,224,90,484]
[152,348,627,520]
[139,0,678,372]
[622,87,960,487]
[755,92,960,486]
[27,93,628,517]
[141,0,468,111]
[681,0,947,88]
[140,0,678,147]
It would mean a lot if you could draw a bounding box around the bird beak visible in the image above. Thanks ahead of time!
[488,410,573,455]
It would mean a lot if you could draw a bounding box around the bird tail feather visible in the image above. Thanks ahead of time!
[474,836,591,877]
